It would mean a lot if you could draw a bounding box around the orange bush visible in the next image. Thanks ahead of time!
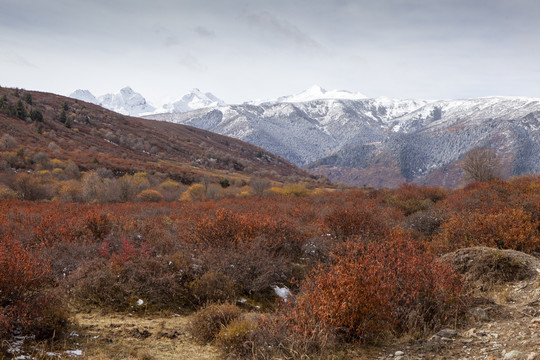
[286,231,464,343]
[435,206,540,253]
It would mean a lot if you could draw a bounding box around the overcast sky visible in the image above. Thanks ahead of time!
[1,0,539,104]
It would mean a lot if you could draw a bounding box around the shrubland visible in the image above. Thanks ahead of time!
[0,173,539,358]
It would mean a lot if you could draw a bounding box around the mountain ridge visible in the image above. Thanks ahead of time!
[145,93,540,188]
[69,87,226,117]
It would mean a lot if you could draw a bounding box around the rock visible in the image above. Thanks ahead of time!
[531,318,540,324]
[469,307,490,321]
[395,351,405,356]
[464,328,477,338]
[528,353,539,360]
[437,328,458,338]
[504,350,522,359]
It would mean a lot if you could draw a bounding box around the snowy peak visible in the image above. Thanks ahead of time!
[161,89,225,114]
[69,89,99,105]
[69,87,225,116]
[97,87,156,116]
[273,85,369,103]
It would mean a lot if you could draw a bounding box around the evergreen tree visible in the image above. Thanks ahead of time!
[60,109,67,123]
[23,93,32,105]
[64,117,71,128]
[30,109,43,122]
[16,100,27,120]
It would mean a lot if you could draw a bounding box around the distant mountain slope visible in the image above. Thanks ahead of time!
[1,87,309,183]
[147,97,431,166]
[145,91,540,188]
[309,97,540,187]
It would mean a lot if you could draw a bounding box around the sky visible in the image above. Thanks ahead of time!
[1,0,539,105]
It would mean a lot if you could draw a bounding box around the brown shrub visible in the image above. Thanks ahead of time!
[403,208,447,238]
[391,183,447,216]
[13,173,49,200]
[236,314,337,359]
[189,271,238,306]
[136,189,164,202]
[196,243,291,296]
[215,316,258,357]
[188,303,242,343]
[68,255,196,312]
[0,184,16,200]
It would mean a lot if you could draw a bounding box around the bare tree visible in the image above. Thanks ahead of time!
[0,134,17,150]
[461,146,501,183]
[250,178,270,197]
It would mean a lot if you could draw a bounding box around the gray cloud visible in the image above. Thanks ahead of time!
[0,51,36,68]
[178,53,206,72]
[152,24,180,48]
[0,0,539,103]
[194,26,216,38]
[245,11,322,49]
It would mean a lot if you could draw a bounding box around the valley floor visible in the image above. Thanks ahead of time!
[7,270,540,360]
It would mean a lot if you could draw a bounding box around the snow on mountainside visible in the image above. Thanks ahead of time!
[70,87,156,116]
[69,89,99,105]
[145,92,540,188]
[146,97,433,166]
[158,89,225,114]
[97,87,156,116]
[69,88,225,116]
[309,96,540,187]
[253,85,368,105]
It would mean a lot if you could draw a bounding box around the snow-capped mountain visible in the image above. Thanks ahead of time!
[146,96,433,166]
[69,89,99,105]
[69,87,225,116]
[145,90,540,188]
[97,87,156,116]
[254,85,368,105]
[70,87,155,116]
[158,89,225,114]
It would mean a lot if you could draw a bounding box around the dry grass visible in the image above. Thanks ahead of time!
[72,313,220,360]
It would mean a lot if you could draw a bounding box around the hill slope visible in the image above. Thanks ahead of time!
[0,87,309,184]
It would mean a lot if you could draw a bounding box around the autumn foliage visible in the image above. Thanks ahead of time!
[286,231,465,343]
[0,236,66,339]
[0,174,538,355]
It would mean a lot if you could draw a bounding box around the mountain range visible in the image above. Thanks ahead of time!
[69,87,224,117]
[69,85,540,188]
[144,89,540,188]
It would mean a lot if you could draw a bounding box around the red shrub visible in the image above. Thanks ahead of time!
[0,237,66,338]
[99,237,153,266]
[285,231,464,343]
[322,200,400,240]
